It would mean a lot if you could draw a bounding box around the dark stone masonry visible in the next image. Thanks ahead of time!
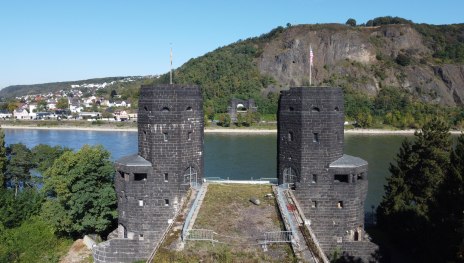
[93,84,204,263]
[278,87,377,261]
[93,84,377,262]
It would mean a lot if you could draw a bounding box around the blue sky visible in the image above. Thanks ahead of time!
[0,0,463,89]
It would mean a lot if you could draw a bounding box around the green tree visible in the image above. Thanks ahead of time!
[377,119,452,260]
[36,100,48,112]
[41,145,117,237]
[236,113,244,127]
[31,144,71,174]
[346,18,356,27]
[56,97,69,110]
[355,111,373,128]
[0,127,7,188]
[218,113,231,127]
[110,89,117,98]
[428,134,464,262]
[0,216,71,263]
[0,188,43,229]
[5,143,33,196]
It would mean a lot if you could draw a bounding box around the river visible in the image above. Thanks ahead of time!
[3,129,411,210]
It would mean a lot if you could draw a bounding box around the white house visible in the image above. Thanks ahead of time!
[113,101,131,108]
[69,99,83,113]
[47,100,57,110]
[13,109,30,119]
[29,103,37,113]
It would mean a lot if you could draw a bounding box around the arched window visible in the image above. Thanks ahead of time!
[311,106,320,112]
[283,167,297,184]
[184,166,197,185]
[162,107,170,112]
[288,131,294,142]
[186,106,193,111]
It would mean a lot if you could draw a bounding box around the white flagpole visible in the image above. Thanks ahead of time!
[309,44,313,86]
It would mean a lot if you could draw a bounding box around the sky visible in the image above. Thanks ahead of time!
[0,0,463,89]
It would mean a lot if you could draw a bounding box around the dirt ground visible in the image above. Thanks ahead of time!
[59,239,92,263]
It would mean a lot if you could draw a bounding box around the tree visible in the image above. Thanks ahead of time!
[5,143,33,196]
[41,145,117,237]
[0,127,7,188]
[110,89,117,98]
[0,216,71,262]
[428,134,464,262]
[218,113,231,127]
[346,18,356,27]
[0,188,43,229]
[30,144,71,174]
[6,101,18,113]
[377,119,452,260]
[36,100,48,112]
[56,98,69,110]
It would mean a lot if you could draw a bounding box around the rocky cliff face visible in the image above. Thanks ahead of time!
[257,24,464,106]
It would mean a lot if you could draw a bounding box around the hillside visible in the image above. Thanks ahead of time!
[168,21,464,107]
[3,17,464,128]
[0,76,137,98]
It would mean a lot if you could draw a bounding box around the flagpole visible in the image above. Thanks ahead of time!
[309,44,313,86]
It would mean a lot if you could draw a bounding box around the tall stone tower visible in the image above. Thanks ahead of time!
[94,84,204,262]
[278,87,375,259]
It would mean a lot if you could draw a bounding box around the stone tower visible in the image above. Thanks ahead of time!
[278,87,375,259]
[93,84,204,262]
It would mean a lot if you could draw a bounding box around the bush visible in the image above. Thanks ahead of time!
[346,18,356,27]
[396,53,411,66]
[0,217,72,263]
[217,113,231,127]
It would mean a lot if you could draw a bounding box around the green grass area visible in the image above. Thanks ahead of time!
[194,184,279,231]
[153,184,296,263]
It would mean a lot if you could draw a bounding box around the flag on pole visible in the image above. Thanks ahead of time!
[309,45,314,66]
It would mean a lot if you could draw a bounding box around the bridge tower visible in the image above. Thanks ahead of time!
[278,87,375,260]
[94,84,204,262]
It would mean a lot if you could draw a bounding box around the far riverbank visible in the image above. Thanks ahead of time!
[1,123,463,135]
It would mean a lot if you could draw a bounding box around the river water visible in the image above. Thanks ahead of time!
[3,129,411,210]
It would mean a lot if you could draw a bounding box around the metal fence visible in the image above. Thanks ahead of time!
[185,229,215,242]
[203,177,278,184]
[277,185,297,236]
[182,184,206,240]
[263,231,293,244]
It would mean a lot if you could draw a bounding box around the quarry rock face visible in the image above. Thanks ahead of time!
[257,24,464,106]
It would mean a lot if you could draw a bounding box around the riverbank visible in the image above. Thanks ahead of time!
[1,122,462,134]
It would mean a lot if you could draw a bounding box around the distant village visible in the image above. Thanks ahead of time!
[0,78,143,122]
